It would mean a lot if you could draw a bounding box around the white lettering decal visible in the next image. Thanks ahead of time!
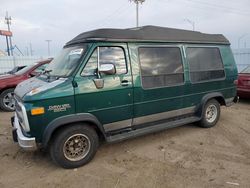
[48,104,71,112]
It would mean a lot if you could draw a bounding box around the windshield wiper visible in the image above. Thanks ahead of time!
[44,69,52,74]
[43,69,52,80]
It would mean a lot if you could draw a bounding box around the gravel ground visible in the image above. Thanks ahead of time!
[0,100,250,188]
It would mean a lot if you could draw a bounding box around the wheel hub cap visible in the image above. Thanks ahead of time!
[3,92,15,110]
[63,134,91,161]
[205,104,217,123]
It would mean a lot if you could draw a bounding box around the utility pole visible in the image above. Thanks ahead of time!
[26,47,29,56]
[130,0,145,27]
[5,11,13,56]
[184,19,195,31]
[5,36,10,56]
[45,40,52,56]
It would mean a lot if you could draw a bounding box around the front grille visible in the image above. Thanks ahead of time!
[14,94,30,132]
[14,96,22,114]
[14,95,26,130]
[16,111,24,124]
[15,100,22,112]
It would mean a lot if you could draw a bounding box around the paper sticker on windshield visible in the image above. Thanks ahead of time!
[69,48,83,56]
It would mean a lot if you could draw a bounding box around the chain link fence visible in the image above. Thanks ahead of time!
[0,56,47,73]
[232,49,250,72]
[0,49,249,74]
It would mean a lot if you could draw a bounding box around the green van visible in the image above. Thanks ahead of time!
[11,26,238,168]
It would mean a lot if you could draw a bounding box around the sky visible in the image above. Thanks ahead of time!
[0,0,250,56]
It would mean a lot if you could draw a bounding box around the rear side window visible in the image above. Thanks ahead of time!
[186,47,225,83]
[139,47,184,89]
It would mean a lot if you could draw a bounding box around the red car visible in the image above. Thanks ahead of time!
[237,65,250,99]
[0,59,51,111]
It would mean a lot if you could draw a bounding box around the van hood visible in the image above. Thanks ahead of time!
[15,77,67,99]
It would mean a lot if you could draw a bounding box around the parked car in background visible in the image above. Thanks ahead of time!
[237,65,250,99]
[0,65,27,75]
[0,59,51,111]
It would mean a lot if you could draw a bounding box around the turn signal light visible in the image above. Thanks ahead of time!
[31,107,45,115]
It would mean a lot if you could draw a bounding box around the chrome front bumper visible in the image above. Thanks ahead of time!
[11,113,37,151]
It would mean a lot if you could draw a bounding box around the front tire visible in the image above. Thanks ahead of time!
[0,88,15,112]
[197,99,220,128]
[50,124,99,169]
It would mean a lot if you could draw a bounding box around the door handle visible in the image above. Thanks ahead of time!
[121,80,131,86]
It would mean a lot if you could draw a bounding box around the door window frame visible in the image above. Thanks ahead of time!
[80,45,128,77]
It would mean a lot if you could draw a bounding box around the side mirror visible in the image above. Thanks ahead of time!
[99,64,116,75]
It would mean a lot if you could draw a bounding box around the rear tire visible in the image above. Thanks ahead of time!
[0,88,15,112]
[197,99,220,128]
[50,124,99,169]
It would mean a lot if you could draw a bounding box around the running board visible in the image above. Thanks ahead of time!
[106,116,200,143]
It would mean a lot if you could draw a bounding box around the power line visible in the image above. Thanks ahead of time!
[183,0,250,16]
[14,45,24,56]
[187,0,250,15]
[86,1,129,28]
[159,0,250,17]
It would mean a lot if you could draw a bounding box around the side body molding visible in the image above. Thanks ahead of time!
[42,113,106,148]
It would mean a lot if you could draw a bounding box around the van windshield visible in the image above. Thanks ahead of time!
[46,45,87,77]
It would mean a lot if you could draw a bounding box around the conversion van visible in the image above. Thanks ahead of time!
[11,26,238,168]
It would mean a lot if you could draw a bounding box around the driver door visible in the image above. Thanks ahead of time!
[74,43,133,132]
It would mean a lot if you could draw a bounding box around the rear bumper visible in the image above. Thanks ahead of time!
[237,88,250,98]
[225,96,239,107]
[11,113,37,151]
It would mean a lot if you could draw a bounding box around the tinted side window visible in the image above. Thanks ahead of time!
[81,47,127,76]
[187,47,225,82]
[139,47,184,89]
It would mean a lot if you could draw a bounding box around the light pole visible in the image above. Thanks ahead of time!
[26,46,29,56]
[45,40,52,56]
[130,0,145,27]
[5,11,13,56]
[184,18,195,31]
[29,43,33,56]
[238,34,248,49]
